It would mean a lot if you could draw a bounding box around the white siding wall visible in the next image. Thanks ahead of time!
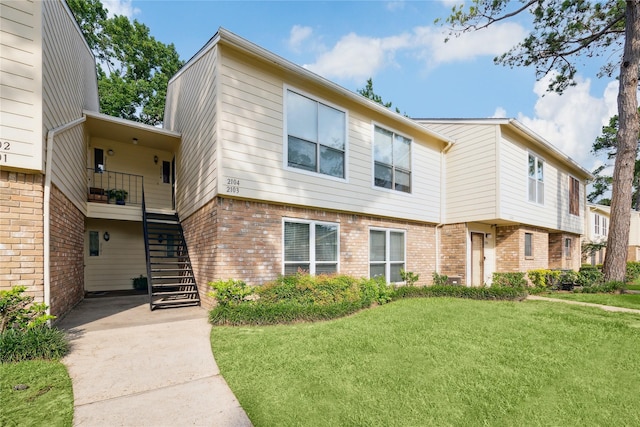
[216,50,442,222]
[629,211,640,246]
[499,130,584,234]
[43,0,99,210]
[84,219,146,291]
[420,123,497,223]
[164,45,218,219]
[0,0,43,171]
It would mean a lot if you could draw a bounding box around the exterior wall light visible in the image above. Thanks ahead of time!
[103,231,110,241]
[154,155,159,164]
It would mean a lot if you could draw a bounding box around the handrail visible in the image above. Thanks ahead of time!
[87,168,144,206]
[141,188,153,307]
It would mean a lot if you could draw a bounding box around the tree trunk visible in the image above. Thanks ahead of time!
[603,2,640,282]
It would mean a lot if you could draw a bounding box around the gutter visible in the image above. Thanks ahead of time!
[435,140,455,274]
[44,116,86,315]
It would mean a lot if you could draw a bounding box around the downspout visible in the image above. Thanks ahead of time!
[44,116,86,315]
[435,140,454,274]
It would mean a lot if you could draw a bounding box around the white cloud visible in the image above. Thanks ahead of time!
[288,25,314,53]
[386,1,405,11]
[102,0,140,18]
[516,74,618,170]
[304,32,411,81]
[491,107,507,118]
[413,22,528,67]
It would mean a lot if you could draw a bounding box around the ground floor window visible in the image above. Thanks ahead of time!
[284,219,338,275]
[524,232,533,258]
[564,238,572,259]
[369,228,405,282]
[89,231,99,256]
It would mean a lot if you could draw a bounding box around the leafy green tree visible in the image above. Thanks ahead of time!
[590,110,640,209]
[68,0,183,125]
[357,78,402,114]
[444,1,640,282]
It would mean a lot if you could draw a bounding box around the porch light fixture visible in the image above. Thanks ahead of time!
[107,149,114,156]
[154,155,158,164]
[132,138,138,144]
[103,232,110,241]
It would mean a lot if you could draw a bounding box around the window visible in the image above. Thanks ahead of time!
[373,126,411,193]
[89,231,99,256]
[528,154,544,204]
[286,90,346,178]
[162,161,171,184]
[569,176,580,216]
[94,148,104,172]
[594,214,600,235]
[564,238,572,259]
[369,229,405,282]
[603,217,608,236]
[284,220,338,275]
[524,232,533,258]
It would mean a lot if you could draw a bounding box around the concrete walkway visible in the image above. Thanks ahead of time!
[57,295,252,427]
[527,294,640,314]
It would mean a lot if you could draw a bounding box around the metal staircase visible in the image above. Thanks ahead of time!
[143,209,200,310]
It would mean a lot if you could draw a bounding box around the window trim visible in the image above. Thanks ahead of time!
[371,122,413,194]
[569,175,580,216]
[524,232,534,259]
[282,218,340,275]
[283,85,349,182]
[527,152,545,205]
[369,227,407,283]
[594,213,601,235]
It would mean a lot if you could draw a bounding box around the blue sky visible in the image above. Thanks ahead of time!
[103,0,621,173]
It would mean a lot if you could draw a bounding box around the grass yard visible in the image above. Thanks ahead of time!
[211,298,640,427]
[547,292,640,310]
[0,360,73,427]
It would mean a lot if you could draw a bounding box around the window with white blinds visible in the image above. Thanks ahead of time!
[369,228,405,282]
[284,220,338,275]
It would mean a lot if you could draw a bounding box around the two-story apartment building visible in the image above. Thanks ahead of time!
[583,203,640,264]
[1,1,592,318]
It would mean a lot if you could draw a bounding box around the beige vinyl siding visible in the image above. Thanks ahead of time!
[164,45,218,219]
[421,123,498,223]
[84,219,146,291]
[217,49,442,222]
[42,0,98,208]
[499,131,583,234]
[89,138,173,210]
[629,212,640,246]
[0,0,43,171]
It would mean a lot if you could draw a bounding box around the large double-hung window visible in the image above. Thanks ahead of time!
[284,220,339,275]
[286,90,346,179]
[528,154,544,204]
[373,126,411,192]
[369,229,405,282]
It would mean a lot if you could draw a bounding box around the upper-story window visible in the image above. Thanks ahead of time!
[528,154,544,204]
[286,89,346,179]
[569,176,580,216]
[373,125,411,193]
[594,214,601,235]
[603,217,608,236]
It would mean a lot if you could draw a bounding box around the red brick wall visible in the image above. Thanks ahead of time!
[496,225,548,272]
[439,223,467,283]
[0,171,44,302]
[182,197,437,307]
[49,184,85,317]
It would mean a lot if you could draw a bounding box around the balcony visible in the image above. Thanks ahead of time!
[88,168,144,207]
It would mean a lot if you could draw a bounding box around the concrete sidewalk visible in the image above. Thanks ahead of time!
[57,295,252,427]
[527,294,640,314]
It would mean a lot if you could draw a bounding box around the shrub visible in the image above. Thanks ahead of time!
[400,270,420,286]
[393,285,527,301]
[527,269,561,289]
[132,275,148,291]
[0,327,69,363]
[1,286,55,333]
[432,272,449,286]
[626,262,640,283]
[492,272,527,288]
[580,281,626,294]
[208,279,254,307]
[577,266,605,287]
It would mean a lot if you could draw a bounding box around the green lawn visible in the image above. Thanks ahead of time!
[0,360,73,427]
[211,298,640,426]
[627,283,640,291]
[546,292,640,310]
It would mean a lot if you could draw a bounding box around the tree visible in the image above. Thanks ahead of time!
[357,78,402,114]
[589,111,640,208]
[444,1,640,282]
[68,0,183,125]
